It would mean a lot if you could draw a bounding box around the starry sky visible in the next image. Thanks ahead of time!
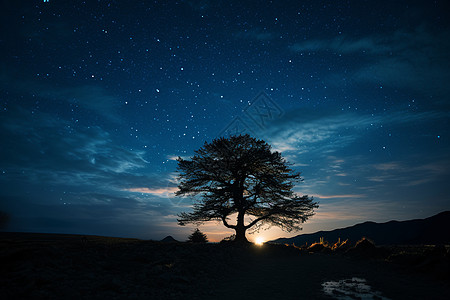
[1,0,449,242]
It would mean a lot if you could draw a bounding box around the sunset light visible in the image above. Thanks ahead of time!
[255,237,265,246]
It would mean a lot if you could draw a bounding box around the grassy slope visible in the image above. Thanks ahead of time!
[1,232,449,299]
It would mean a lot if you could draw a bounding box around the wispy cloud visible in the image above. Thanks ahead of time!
[367,159,450,187]
[167,154,190,161]
[290,36,387,54]
[312,198,411,222]
[0,71,122,123]
[290,25,450,96]
[43,85,122,123]
[0,107,155,191]
[0,106,185,237]
[265,111,363,155]
[125,187,178,198]
[0,192,178,239]
[313,194,366,199]
[234,28,275,41]
[263,108,446,159]
[372,162,401,171]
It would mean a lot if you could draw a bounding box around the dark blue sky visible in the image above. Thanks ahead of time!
[1,0,449,242]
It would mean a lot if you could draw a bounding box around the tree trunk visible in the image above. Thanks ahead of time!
[234,226,248,243]
[234,211,249,243]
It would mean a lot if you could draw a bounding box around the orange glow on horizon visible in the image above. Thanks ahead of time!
[255,237,265,246]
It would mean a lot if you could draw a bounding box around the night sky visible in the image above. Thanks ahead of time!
[1,0,449,242]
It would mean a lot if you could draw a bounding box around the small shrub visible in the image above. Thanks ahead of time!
[354,237,375,249]
[220,234,235,243]
[187,228,208,243]
[332,239,351,252]
[346,237,389,258]
[308,242,327,253]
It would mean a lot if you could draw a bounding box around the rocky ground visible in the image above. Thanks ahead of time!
[1,232,449,299]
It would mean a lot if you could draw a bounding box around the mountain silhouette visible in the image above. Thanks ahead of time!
[160,235,179,243]
[270,211,450,245]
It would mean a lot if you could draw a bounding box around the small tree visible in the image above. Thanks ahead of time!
[187,228,208,243]
[176,134,318,243]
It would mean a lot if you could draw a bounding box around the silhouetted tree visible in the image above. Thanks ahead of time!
[176,134,318,243]
[187,228,208,243]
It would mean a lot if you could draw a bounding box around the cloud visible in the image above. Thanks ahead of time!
[263,108,446,158]
[290,36,387,54]
[366,159,450,187]
[0,105,191,239]
[372,162,401,171]
[183,0,211,11]
[313,194,366,199]
[310,198,409,223]
[0,104,183,237]
[265,111,360,155]
[43,85,122,123]
[0,71,122,123]
[0,193,177,239]
[290,25,450,97]
[234,28,275,41]
[0,107,155,192]
[290,25,446,56]
[167,154,190,161]
[125,187,178,198]
[262,106,449,211]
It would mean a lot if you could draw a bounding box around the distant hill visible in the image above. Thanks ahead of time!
[160,235,179,243]
[270,211,450,246]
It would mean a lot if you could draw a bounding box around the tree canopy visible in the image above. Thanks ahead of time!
[176,134,318,243]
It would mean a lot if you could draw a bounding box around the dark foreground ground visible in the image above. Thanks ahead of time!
[1,232,449,299]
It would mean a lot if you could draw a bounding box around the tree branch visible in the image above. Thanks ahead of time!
[244,214,271,229]
[222,216,236,229]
